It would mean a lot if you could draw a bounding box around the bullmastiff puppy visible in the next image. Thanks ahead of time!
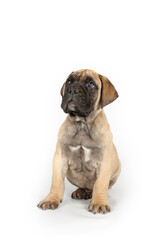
[37,69,121,214]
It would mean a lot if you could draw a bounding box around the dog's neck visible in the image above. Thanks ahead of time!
[68,108,102,124]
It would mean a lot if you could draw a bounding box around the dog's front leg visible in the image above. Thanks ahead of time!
[88,148,113,214]
[37,145,67,210]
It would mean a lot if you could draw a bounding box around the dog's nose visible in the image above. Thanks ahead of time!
[68,88,79,95]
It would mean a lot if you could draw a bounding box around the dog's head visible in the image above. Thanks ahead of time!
[61,69,118,117]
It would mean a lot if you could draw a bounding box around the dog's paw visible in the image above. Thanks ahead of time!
[37,197,60,210]
[88,201,111,214]
[71,188,92,200]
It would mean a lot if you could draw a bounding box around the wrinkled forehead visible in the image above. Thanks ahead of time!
[68,69,101,87]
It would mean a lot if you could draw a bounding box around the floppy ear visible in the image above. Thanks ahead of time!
[60,83,65,96]
[99,74,118,108]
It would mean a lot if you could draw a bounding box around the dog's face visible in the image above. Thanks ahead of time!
[61,69,118,117]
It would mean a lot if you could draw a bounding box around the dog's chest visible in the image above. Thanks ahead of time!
[66,143,102,189]
[62,121,103,189]
[69,145,91,163]
[67,143,102,172]
[64,121,102,167]
[67,143,102,166]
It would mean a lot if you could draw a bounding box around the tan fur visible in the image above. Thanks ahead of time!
[37,69,121,214]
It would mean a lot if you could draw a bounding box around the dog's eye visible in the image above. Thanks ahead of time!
[88,81,95,88]
[66,79,71,85]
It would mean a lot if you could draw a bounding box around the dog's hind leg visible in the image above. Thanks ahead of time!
[71,188,92,200]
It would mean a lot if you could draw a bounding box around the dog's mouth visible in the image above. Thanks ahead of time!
[61,99,93,117]
[67,101,83,117]
[67,101,76,111]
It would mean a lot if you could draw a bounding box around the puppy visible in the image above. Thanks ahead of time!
[37,69,121,214]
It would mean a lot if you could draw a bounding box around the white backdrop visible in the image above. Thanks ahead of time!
[0,0,160,239]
